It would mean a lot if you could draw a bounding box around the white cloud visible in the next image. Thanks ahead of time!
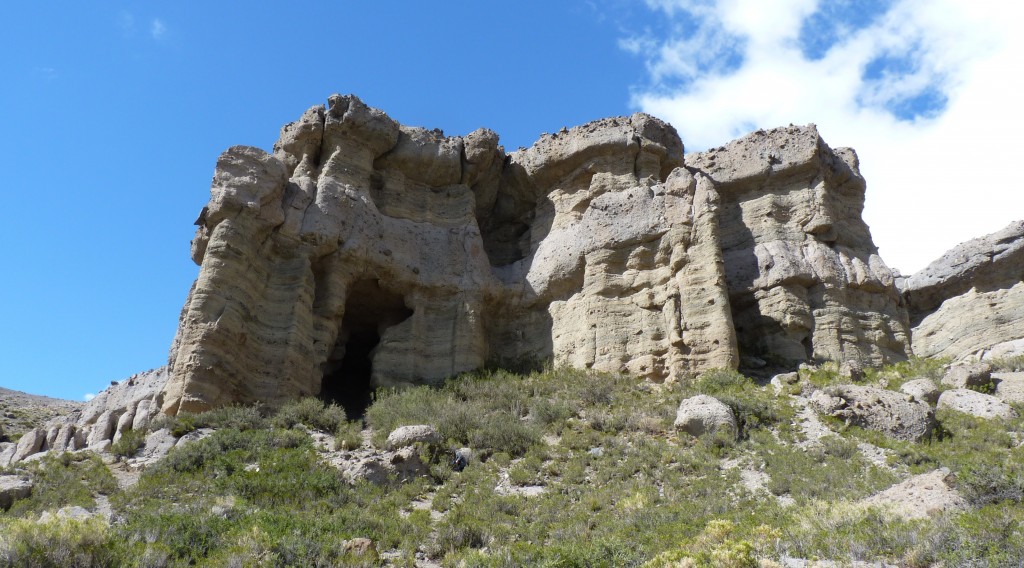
[625,0,1024,273]
[84,393,95,401]
[151,19,166,40]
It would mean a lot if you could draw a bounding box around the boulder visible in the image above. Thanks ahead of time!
[861,469,967,520]
[994,372,1024,404]
[941,363,993,390]
[332,446,430,485]
[0,443,15,467]
[12,428,44,463]
[938,389,1017,420]
[0,475,33,510]
[810,385,934,442]
[899,379,940,406]
[385,425,441,450]
[905,220,1024,361]
[674,395,737,439]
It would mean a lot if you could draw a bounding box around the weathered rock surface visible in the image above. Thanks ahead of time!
[937,388,1018,420]
[861,469,966,520]
[0,475,33,510]
[994,372,1024,404]
[2,368,168,466]
[940,362,993,390]
[899,378,940,406]
[385,425,440,450]
[674,394,737,438]
[688,126,910,368]
[161,97,911,414]
[904,220,1024,360]
[810,384,934,442]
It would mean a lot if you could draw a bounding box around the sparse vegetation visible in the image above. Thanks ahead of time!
[2,361,1024,566]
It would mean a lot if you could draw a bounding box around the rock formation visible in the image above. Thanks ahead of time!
[161,95,910,415]
[0,369,167,467]
[903,220,1024,361]
[688,127,911,366]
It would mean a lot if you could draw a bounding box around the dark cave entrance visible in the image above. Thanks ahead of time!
[320,279,413,419]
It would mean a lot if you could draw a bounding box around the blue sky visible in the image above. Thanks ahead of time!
[2,1,1020,400]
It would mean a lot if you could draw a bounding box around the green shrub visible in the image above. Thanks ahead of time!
[152,403,268,437]
[0,516,116,567]
[5,453,117,517]
[334,420,364,451]
[274,398,347,433]
[111,428,146,458]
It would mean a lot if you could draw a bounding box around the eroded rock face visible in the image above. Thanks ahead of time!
[687,126,911,367]
[1,368,168,466]
[161,97,911,414]
[162,96,741,414]
[903,220,1024,361]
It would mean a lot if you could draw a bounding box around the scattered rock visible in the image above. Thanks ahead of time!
[12,428,44,463]
[385,425,440,450]
[941,362,993,390]
[331,446,431,485]
[810,385,934,442]
[39,505,95,523]
[674,395,737,439]
[899,378,940,406]
[0,475,33,510]
[938,389,1017,420]
[771,372,800,394]
[861,469,967,520]
[341,538,378,561]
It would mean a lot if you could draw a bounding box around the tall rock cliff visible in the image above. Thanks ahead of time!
[903,220,1024,360]
[163,96,740,415]
[162,96,908,415]
[688,126,911,366]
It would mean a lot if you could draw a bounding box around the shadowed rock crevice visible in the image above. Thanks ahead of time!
[321,280,413,418]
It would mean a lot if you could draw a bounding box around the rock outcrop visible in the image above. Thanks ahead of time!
[0,368,167,467]
[674,394,737,439]
[161,96,910,414]
[810,384,934,442]
[903,220,1024,360]
[687,127,911,367]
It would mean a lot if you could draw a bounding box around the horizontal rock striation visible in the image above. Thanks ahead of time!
[161,96,911,415]
[903,220,1024,360]
[687,126,911,367]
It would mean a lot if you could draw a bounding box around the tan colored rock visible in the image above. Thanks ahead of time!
[905,220,1024,360]
[994,372,1024,404]
[12,429,44,463]
[941,362,993,390]
[0,476,33,511]
[938,388,1017,420]
[810,384,934,442]
[385,425,440,450]
[899,378,940,406]
[688,125,911,368]
[163,96,740,415]
[674,394,737,438]
[861,469,966,520]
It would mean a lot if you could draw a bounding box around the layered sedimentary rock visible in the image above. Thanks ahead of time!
[162,95,740,414]
[903,220,1024,360]
[162,96,909,415]
[687,126,911,366]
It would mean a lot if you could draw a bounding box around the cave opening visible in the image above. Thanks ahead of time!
[320,279,413,420]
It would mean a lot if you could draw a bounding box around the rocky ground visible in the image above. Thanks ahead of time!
[0,386,80,441]
[3,361,1024,566]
